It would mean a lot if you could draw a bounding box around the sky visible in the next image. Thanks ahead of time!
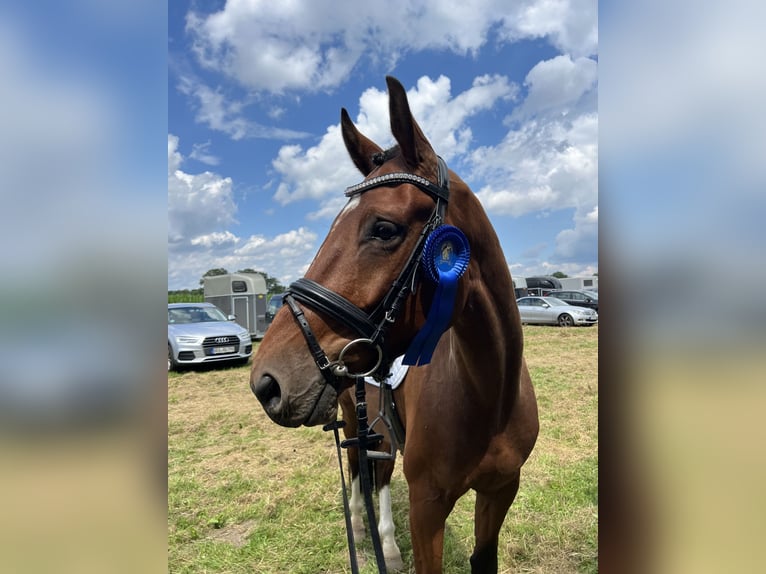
[168,0,599,290]
[1,2,765,572]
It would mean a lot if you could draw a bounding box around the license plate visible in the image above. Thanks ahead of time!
[212,346,236,354]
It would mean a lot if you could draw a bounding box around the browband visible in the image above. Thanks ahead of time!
[344,156,450,204]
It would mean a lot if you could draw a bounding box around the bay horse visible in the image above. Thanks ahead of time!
[251,76,539,573]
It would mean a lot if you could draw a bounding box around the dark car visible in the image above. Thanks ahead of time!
[265,293,285,326]
[547,289,598,312]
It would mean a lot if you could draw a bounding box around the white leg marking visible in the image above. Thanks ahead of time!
[349,476,365,542]
[378,485,404,571]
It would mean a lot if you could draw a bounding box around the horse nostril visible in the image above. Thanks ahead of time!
[252,374,282,412]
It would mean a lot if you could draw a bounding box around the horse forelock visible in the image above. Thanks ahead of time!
[371,145,400,167]
[366,145,440,187]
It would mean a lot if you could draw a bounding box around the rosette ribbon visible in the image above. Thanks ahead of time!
[403,225,470,366]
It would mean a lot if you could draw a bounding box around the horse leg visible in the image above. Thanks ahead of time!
[376,457,404,571]
[406,481,455,574]
[339,389,366,541]
[347,445,405,572]
[470,473,521,574]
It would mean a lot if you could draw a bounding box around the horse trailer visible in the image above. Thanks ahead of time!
[525,276,563,296]
[512,276,528,299]
[558,276,599,291]
[203,273,269,339]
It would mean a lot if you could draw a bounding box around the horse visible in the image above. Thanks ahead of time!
[251,76,539,574]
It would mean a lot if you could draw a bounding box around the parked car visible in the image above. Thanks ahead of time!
[265,293,285,325]
[547,289,599,312]
[516,296,598,327]
[168,303,252,371]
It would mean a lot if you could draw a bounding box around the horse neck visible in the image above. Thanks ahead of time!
[446,187,524,395]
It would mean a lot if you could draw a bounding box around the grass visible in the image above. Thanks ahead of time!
[168,324,597,573]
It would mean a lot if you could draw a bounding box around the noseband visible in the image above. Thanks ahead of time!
[283,156,450,389]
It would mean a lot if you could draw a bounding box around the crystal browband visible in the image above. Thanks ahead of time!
[344,171,450,203]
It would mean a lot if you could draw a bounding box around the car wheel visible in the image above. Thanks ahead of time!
[558,314,574,327]
[168,343,179,372]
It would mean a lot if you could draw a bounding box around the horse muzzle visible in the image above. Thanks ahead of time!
[251,372,338,427]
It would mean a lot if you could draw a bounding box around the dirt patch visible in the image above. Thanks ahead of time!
[207,518,258,547]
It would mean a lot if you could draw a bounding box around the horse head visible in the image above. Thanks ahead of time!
[251,76,470,427]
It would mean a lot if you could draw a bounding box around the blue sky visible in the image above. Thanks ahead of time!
[168,0,598,290]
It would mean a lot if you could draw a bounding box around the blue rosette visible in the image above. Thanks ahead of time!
[403,225,470,366]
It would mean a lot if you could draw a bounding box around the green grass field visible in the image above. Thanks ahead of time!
[168,325,597,573]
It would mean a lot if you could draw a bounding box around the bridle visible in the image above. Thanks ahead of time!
[283,156,450,388]
[282,156,451,573]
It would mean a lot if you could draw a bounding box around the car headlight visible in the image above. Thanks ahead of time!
[239,332,252,341]
[176,336,201,343]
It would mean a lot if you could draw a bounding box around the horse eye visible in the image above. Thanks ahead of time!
[371,220,400,241]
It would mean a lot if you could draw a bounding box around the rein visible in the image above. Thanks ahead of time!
[285,157,451,574]
[324,377,390,574]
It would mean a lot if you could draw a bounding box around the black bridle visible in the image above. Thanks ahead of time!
[283,156,450,573]
[283,156,450,388]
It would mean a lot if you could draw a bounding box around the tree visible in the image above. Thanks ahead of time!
[551,271,568,278]
[237,269,285,294]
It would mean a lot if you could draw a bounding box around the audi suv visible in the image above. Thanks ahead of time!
[168,303,252,371]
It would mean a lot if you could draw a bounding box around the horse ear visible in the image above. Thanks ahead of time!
[386,76,436,170]
[341,108,382,176]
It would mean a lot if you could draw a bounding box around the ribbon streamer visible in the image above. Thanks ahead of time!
[403,225,470,366]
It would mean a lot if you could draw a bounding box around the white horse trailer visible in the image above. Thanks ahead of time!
[558,276,599,291]
[203,273,269,339]
[512,276,528,299]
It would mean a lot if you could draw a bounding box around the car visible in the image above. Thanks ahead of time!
[515,296,598,327]
[265,293,285,325]
[168,303,252,371]
[547,289,599,312]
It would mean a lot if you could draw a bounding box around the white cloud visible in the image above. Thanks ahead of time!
[168,134,319,289]
[168,134,237,243]
[499,0,598,58]
[168,227,319,290]
[554,205,597,260]
[175,73,310,140]
[185,0,597,94]
[472,112,597,217]
[272,124,362,205]
[189,141,220,166]
[512,54,597,120]
[263,68,597,270]
[271,74,517,206]
[190,230,239,248]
